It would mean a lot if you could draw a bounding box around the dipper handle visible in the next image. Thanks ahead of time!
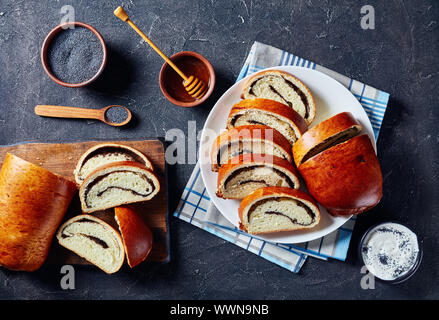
[114,6,188,82]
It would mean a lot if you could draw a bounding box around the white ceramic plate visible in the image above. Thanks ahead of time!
[199,66,376,244]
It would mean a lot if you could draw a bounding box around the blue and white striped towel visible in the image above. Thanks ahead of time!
[174,41,390,273]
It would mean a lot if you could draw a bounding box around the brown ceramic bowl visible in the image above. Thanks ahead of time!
[41,21,107,88]
[159,51,215,107]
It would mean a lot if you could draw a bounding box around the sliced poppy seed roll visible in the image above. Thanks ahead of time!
[56,214,125,274]
[210,124,293,172]
[238,187,320,235]
[226,98,308,146]
[241,70,316,125]
[216,154,300,199]
[74,143,153,185]
[79,161,160,213]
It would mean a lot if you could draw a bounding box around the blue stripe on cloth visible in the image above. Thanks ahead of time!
[236,63,249,82]
[348,78,353,90]
[318,237,324,254]
[185,187,211,201]
[279,50,286,65]
[332,228,353,261]
[290,55,297,66]
[246,237,253,250]
[190,188,207,223]
[176,168,201,218]
[180,200,207,212]
[294,254,304,273]
[258,242,266,255]
[353,94,388,106]
[204,225,237,244]
[361,103,386,114]
[358,84,366,103]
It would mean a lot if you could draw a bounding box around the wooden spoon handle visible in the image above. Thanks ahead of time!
[34,105,102,120]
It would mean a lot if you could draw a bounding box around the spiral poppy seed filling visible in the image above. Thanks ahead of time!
[228,112,298,145]
[247,197,317,233]
[60,220,116,250]
[253,198,316,227]
[300,127,361,164]
[216,141,288,169]
[74,144,153,185]
[83,170,156,208]
[79,163,160,213]
[248,75,310,119]
[56,215,125,274]
[224,166,296,190]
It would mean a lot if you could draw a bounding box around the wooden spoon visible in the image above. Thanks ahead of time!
[34,105,132,127]
[114,6,208,100]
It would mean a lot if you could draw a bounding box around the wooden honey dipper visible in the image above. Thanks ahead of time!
[114,6,207,99]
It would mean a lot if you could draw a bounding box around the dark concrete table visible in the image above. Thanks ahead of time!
[0,0,437,300]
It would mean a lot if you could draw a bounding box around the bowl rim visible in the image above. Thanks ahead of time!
[159,51,215,107]
[358,220,423,284]
[40,21,107,88]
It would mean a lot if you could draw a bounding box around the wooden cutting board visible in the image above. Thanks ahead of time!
[0,139,169,265]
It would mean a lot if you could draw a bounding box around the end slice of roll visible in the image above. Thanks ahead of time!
[241,70,316,125]
[114,206,153,268]
[298,134,382,216]
[74,143,153,185]
[210,124,292,172]
[226,98,308,146]
[56,214,125,274]
[0,153,77,272]
[239,187,321,235]
[292,112,362,166]
[216,154,300,199]
[79,161,160,213]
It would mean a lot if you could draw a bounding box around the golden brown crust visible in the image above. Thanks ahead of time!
[114,206,153,268]
[0,153,77,271]
[226,98,308,143]
[210,124,293,171]
[79,161,160,213]
[292,112,362,166]
[240,70,316,124]
[74,143,153,185]
[238,186,320,233]
[298,134,382,216]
